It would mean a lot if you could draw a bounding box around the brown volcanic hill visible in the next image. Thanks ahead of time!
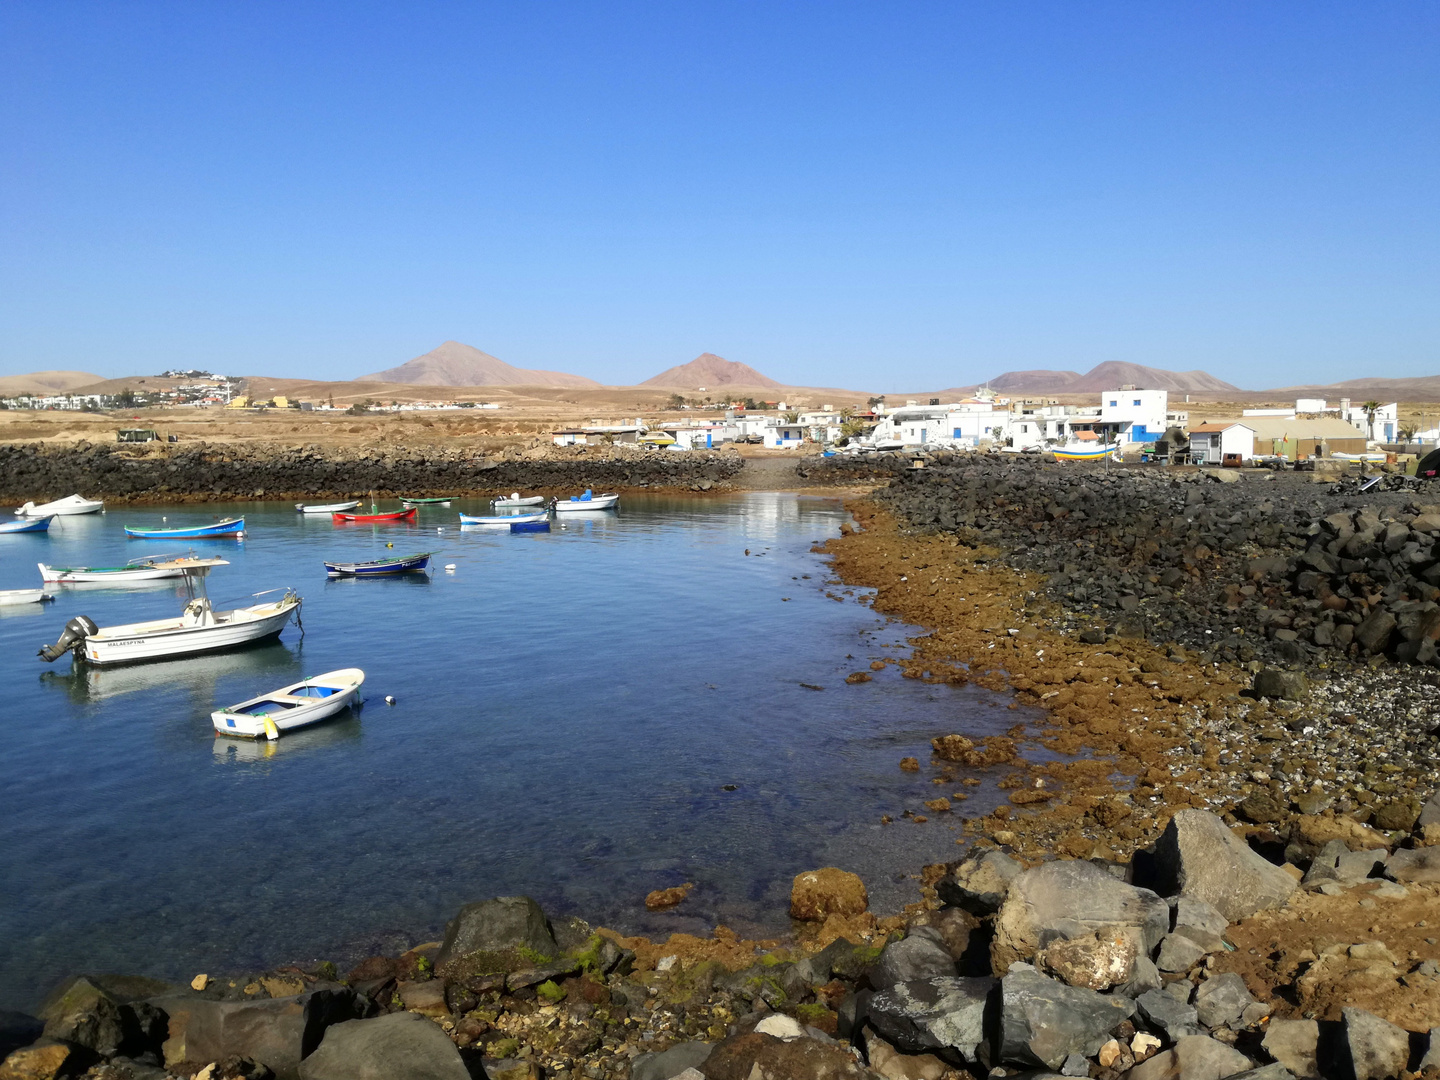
[363,341,601,388]
[1255,374,1440,401]
[639,353,782,390]
[984,361,1238,395]
[0,370,104,396]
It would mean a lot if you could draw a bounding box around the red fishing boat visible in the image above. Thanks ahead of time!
[332,506,418,524]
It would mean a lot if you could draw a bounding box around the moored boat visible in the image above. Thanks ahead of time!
[400,496,453,507]
[332,507,417,523]
[553,491,619,512]
[124,518,245,539]
[296,500,361,514]
[492,493,545,507]
[14,495,104,517]
[458,511,549,526]
[0,516,54,534]
[40,554,228,585]
[212,668,365,740]
[323,552,433,577]
[0,589,51,606]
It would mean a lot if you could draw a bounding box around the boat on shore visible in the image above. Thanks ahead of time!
[296,500,361,514]
[553,491,619,512]
[324,552,433,577]
[124,518,245,539]
[0,516,54,534]
[458,511,549,526]
[332,507,417,524]
[14,495,104,517]
[211,668,365,740]
[401,496,453,507]
[1051,445,1118,463]
[0,589,50,607]
[40,554,228,585]
[493,493,545,507]
[38,566,301,666]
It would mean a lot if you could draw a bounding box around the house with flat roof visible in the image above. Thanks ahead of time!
[1187,423,1255,465]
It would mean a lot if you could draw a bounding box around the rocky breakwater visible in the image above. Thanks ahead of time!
[7,807,1440,1080]
[0,442,742,504]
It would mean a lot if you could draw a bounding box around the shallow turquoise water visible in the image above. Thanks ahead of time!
[0,493,1028,1009]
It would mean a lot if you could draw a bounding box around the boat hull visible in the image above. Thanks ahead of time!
[15,496,104,517]
[40,558,225,584]
[458,511,549,525]
[212,668,365,738]
[324,553,432,576]
[1052,447,1117,462]
[296,501,361,514]
[80,599,300,665]
[0,589,49,606]
[553,494,619,512]
[0,516,53,534]
[332,508,417,523]
[124,518,245,539]
[510,520,550,532]
[493,495,544,507]
[401,498,452,507]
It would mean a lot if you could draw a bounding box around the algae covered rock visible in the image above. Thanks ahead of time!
[790,868,868,921]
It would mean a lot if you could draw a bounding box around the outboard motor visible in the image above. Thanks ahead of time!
[39,615,98,663]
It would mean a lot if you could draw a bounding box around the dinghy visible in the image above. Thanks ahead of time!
[38,566,301,666]
[212,668,365,740]
[296,500,361,514]
[14,495,104,517]
[0,589,50,606]
[332,507,417,523]
[124,517,245,539]
[0,516,54,534]
[400,496,453,507]
[41,554,228,585]
[492,493,545,507]
[323,552,433,577]
[553,491,619,512]
[458,511,549,526]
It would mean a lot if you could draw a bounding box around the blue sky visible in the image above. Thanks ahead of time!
[1,2,1436,391]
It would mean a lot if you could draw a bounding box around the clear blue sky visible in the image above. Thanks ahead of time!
[1,2,1436,391]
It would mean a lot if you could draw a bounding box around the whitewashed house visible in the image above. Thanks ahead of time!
[867,402,1008,448]
[1099,389,1168,444]
[1342,402,1399,443]
[1187,423,1255,465]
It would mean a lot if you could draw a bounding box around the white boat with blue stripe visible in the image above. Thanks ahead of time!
[212,668,365,740]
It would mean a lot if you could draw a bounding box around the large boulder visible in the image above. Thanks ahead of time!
[936,851,1021,914]
[1193,973,1257,1030]
[998,965,1135,1070]
[866,977,997,1064]
[1125,1034,1253,1080]
[869,929,957,990]
[631,1041,713,1080]
[435,896,560,974]
[1036,929,1138,991]
[298,1012,469,1080]
[1341,1007,1410,1080]
[992,861,1168,971]
[1261,1018,1320,1079]
[158,987,368,1080]
[1384,847,1440,884]
[700,1031,881,1080]
[1146,810,1298,921]
[790,869,869,921]
[37,975,171,1059]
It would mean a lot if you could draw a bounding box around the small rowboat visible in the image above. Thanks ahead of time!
[0,589,51,606]
[40,554,228,585]
[553,491,619,512]
[212,668,365,740]
[124,518,245,539]
[296,500,361,514]
[332,507,417,523]
[1051,445,1118,463]
[401,496,453,507]
[14,494,104,517]
[0,516,54,534]
[458,511,549,526]
[324,552,433,577]
[492,493,545,507]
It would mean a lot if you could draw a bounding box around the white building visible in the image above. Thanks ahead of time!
[1099,389,1168,444]
[867,402,1008,448]
[765,422,806,448]
[1342,402,1399,443]
[1187,423,1255,465]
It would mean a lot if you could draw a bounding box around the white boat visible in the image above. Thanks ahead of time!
[492,493,545,507]
[212,668,365,740]
[0,589,50,607]
[553,491,619,512]
[458,511,550,526]
[15,495,104,517]
[38,567,302,666]
[39,554,229,585]
[295,500,361,514]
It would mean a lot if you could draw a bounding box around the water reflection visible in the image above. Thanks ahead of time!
[211,712,364,764]
[40,641,303,705]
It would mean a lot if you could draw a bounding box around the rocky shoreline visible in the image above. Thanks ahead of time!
[7,455,1440,1080]
[0,442,744,503]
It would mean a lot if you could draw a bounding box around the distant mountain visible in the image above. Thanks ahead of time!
[639,353,782,390]
[1256,374,1440,401]
[364,341,601,388]
[0,370,104,396]
[984,361,1239,395]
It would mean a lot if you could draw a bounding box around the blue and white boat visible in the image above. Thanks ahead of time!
[510,519,550,533]
[124,517,245,539]
[212,668,365,740]
[323,551,433,577]
[553,491,619,512]
[0,516,54,534]
[458,510,550,526]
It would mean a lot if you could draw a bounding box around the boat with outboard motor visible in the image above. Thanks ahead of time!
[552,490,619,512]
[38,565,301,666]
[323,552,433,577]
[39,553,228,585]
[124,518,245,539]
[14,495,104,517]
[296,500,361,514]
[211,668,365,740]
[0,516,53,534]
[492,493,545,507]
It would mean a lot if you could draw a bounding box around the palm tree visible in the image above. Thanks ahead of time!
[1362,400,1382,440]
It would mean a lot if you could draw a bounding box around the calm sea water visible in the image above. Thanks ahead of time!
[0,494,1031,1009]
